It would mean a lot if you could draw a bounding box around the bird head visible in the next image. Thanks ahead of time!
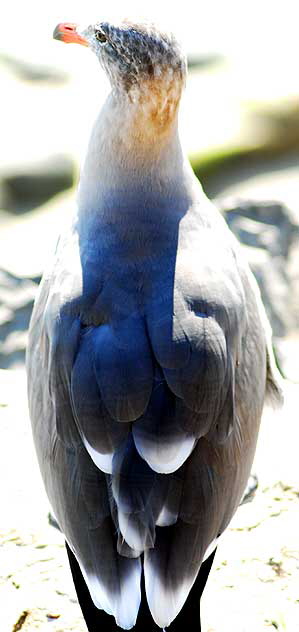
[53,19,186,104]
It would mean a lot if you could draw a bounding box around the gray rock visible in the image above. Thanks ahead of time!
[187,53,225,70]
[0,52,68,83]
[0,268,39,369]
[216,199,299,378]
[222,199,299,258]
[0,155,75,212]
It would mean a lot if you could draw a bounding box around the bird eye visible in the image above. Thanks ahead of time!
[95,29,107,43]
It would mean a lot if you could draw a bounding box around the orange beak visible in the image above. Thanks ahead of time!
[53,23,88,47]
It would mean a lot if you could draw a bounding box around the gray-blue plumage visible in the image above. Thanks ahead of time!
[27,18,282,630]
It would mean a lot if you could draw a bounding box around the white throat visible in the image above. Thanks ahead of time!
[77,84,191,215]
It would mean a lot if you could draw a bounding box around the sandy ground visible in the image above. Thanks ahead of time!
[1,369,298,632]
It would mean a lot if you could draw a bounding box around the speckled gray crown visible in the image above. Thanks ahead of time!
[93,20,187,92]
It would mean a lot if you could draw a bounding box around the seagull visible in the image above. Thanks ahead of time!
[27,17,282,632]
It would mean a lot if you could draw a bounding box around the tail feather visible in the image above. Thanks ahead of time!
[144,523,205,628]
[111,434,159,552]
[75,535,141,629]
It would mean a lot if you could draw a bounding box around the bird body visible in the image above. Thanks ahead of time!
[27,18,281,630]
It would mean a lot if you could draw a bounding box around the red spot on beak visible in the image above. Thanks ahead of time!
[53,23,88,47]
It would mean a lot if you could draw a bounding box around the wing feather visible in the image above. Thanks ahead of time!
[133,379,197,474]
[71,329,130,473]
[93,316,153,422]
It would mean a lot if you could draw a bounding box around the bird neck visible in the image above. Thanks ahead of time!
[123,75,182,142]
[78,88,192,215]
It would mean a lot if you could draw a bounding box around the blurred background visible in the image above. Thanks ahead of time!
[1,2,299,631]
